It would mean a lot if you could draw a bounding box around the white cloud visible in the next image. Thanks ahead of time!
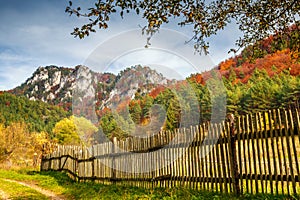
[0,0,242,90]
[0,65,35,90]
[109,49,194,79]
[84,28,215,79]
[0,50,33,63]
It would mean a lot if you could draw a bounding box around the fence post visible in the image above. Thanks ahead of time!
[75,148,79,182]
[58,145,61,170]
[40,143,45,171]
[228,114,241,195]
[91,145,95,181]
[111,137,117,184]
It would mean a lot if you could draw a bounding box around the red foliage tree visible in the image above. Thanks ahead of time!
[219,58,236,71]
[149,85,166,98]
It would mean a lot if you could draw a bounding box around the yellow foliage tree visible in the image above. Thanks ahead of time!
[52,117,80,145]
[73,116,98,146]
[0,122,50,167]
[52,116,98,146]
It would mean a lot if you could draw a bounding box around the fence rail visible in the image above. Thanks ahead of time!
[41,108,300,195]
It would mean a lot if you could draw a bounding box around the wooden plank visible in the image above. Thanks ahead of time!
[268,110,277,194]
[183,128,188,187]
[92,145,95,180]
[241,115,248,193]
[98,144,102,182]
[191,127,196,189]
[207,123,213,191]
[58,146,61,170]
[294,108,300,191]
[263,111,272,193]
[134,138,138,186]
[283,110,297,194]
[185,128,189,187]
[223,122,232,192]
[258,112,266,193]
[199,125,205,190]
[211,124,219,192]
[236,116,242,194]
[196,125,202,190]
[288,109,300,187]
[219,122,228,193]
[245,114,253,194]
[170,130,175,188]
[196,126,201,189]
[277,109,290,195]
[254,113,263,193]
[191,126,197,189]
[112,138,117,184]
[250,113,259,193]
[149,138,153,189]
[95,145,98,181]
[295,108,300,144]
[273,109,284,194]
[187,128,193,188]
[176,129,181,187]
[203,124,209,190]
[153,135,159,187]
[229,119,240,195]
[214,123,222,192]
[167,131,172,188]
[163,134,168,188]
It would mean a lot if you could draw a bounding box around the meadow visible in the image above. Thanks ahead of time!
[0,168,298,199]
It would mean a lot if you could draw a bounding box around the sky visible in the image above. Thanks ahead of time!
[0,0,241,90]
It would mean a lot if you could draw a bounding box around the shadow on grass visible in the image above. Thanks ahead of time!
[27,170,299,200]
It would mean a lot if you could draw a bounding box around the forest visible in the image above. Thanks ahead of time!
[0,25,299,167]
[99,26,300,139]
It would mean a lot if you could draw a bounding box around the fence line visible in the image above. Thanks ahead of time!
[41,108,300,195]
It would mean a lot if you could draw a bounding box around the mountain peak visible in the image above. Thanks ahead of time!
[10,65,173,112]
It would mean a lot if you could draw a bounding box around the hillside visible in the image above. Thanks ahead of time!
[187,25,300,115]
[217,24,300,82]
[190,25,300,84]
[0,92,70,134]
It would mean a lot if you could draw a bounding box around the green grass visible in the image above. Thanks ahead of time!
[0,168,298,199]
[0,168,67,195]
[0,179,48,200]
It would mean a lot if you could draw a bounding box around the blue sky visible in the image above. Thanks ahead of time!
[0,0,241,90]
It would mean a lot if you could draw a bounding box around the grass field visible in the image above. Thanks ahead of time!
[0,168,298,199]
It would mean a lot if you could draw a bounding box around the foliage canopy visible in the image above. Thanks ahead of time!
[66,0,299,54]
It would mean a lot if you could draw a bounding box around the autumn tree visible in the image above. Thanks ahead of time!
[0,122,50,167]
[99,111,120,139]
[66,0,299,54]
[165,98,181,131]
[52,116,80,145]
[140,94,153,123]
[0,123,30,163]
[99,111,133,139]
[73,116,98,146]
[129,100,142,124]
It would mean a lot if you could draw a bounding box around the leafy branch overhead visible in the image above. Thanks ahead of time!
[66,0,299,54]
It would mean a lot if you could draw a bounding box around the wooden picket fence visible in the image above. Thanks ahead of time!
[41,108,300,195]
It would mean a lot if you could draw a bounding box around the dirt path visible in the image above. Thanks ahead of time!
[2,179,64,200]
[0,188,10,200]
